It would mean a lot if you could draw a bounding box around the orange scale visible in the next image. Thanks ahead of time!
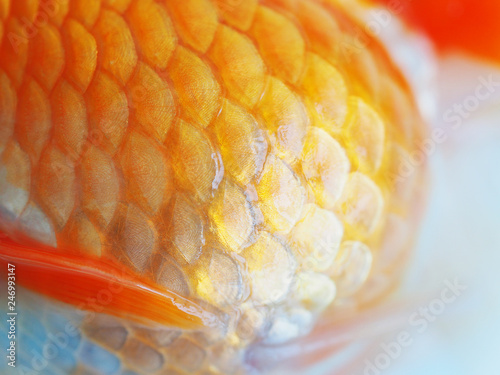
[127,62,176,143]
[79,144,121,229]
[1,17,29,88]
[119,130,173,216]
[61,18,98,93]
[0,140,31,220]
[92,8,138,86]
[251,5,306,85]
[126,0,177,71]
[102,0,133,14]
[35,144,77,231]
[169,46,222,129]
[15,76,52,164]
[10,0,39,24]
[213,0,258,32]
[208,25,267,109]
[0,70,16,154]
[85,71,129,155]
[165,0,219,53]
[28,21,64,92]
[51,79,89,159]
[68,0,100,29]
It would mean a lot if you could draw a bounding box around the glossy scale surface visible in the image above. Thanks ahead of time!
[0,0,427,373]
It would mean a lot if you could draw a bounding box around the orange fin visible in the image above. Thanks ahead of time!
[375,0,500,64]
[0,231,220,330]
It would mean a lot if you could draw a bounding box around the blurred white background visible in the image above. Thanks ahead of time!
[311,54,500,375]
[379,54,500,375]
[269,47,500,375]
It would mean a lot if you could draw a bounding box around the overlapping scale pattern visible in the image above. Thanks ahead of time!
[0,0,427,373]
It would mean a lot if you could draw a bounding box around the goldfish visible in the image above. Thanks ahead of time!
[0,0,427,374]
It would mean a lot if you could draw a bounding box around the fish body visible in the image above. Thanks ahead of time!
[0,0,427,374]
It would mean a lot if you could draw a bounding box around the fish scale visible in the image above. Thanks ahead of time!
[0,0,427,374]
